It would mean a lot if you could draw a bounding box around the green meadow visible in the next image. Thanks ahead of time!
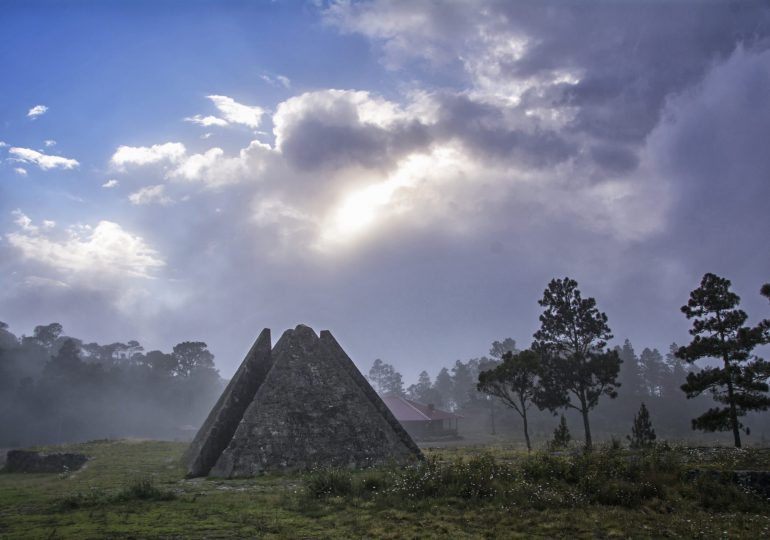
[1,440,769,539]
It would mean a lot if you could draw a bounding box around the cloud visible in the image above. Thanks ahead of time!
[207,95,264,128]
[6,211,164,279]
[0,141,8,148]
[44,139,56,147]
[27,105,48,119]
[260,73,292,89]
[102,179,119,188]
[9,147,79,170]
[14,167,27,176]
[171,140,274,187]
[273,89,429,171]
[12,209,37,232]
[22,276,70,289]
[110,142,186,169]
[184,114,229,127]
[128,184,173,205]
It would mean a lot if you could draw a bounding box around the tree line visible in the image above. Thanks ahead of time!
[0,323,223,446]
[369,273,770,450]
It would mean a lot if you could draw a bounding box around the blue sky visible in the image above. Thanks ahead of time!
[2,1,770,382]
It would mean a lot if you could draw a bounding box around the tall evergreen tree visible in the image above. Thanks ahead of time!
[434,367,454,409]
[451,360,476,410]
[616,339,644,398]
[639,348,666,397]
[532,277,621,450]
[367,359,405,396]
[676,273,770,447]
[663,342,688,398]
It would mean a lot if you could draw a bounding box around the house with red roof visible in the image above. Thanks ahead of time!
[381,396,462,441]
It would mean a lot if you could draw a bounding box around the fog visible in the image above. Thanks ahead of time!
[0,322,222,447]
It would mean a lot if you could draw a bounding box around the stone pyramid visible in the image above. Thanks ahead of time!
[185,324,423,477]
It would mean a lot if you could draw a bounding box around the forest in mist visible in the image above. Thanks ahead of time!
[1,322,767,450]
[0,322,222,447]
[2,274,769,449]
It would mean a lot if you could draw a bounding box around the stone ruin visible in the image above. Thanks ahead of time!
[184,324,423,478]
[4,450,88,473]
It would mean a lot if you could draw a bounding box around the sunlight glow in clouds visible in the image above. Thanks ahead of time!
[318,146,464,249]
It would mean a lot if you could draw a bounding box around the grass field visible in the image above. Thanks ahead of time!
[1,440,769,539]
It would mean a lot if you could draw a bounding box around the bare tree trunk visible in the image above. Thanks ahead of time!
[724,359,742,448]
[522,410,531,452]
[489,398,496,435]
[581,405,592,451]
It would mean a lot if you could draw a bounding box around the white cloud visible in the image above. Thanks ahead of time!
[184,114,229,127]
[207,95,265,128]
[110,142,186,169]
[12,209,37,232]
[0,141,8,148]
[14,167,27,176]
[27,105,48,119]
[9,147,79,170]
[44,139,56,147]
[128,184,173,205]
[260,73,292,89]
[102,179,119,188]
[6,212,164,279]
[166,140,274,188]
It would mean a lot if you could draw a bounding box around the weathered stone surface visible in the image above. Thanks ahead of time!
[209,325,422,477]
[319,330,423,459]
[184,328,272,477]
[4,450,88,473]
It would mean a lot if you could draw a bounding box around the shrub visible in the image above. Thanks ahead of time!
[305,468,354,498]
[547,415,571,451]
[627,403,657,449]
[56,478,174,510]
[115,478,176,502]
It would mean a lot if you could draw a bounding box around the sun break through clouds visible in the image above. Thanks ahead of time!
[1,0,769,382]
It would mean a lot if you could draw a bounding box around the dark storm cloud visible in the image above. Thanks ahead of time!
[275,91,430,173]
[280,117,429,172]
[431,93,576,168]
[589,144,638,174]
[643,45,770,291]
[495,1,770,138]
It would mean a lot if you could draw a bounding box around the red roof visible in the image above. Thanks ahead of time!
[381,396,461,422]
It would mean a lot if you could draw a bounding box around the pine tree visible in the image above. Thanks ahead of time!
[627,403,656,449]
[616,339,644,398]
[639,348,666,397]
[533,277,621,450]
[677,273,770,447]
[548,414,571,451]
